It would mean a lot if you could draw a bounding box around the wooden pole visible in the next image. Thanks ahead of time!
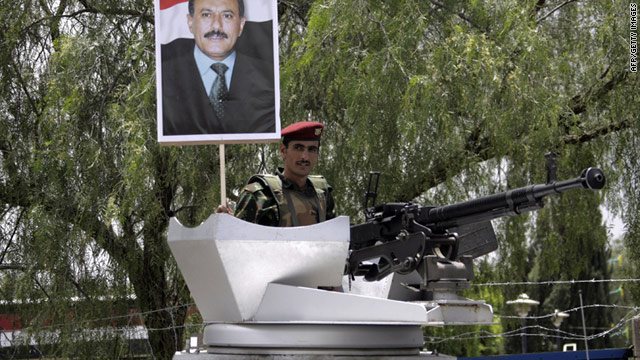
[219,144,226,207]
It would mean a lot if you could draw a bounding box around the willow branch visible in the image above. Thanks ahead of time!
[536,0,579,24]
[429,0,490,34]
[391,66,632,202]
[561,118,633,145]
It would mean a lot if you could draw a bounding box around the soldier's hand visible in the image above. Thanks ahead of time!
[216,204,234,216]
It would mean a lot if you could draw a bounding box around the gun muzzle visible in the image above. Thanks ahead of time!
[581,167,606,190]
[551,167,605,193]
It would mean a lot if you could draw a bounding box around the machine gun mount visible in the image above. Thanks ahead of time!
[348,168,606,291]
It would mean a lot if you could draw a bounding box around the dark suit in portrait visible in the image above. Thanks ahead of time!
[161,38,275,135]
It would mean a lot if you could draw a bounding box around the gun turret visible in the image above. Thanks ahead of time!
[347,168,605,291]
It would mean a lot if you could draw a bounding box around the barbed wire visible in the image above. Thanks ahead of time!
[19,302,633,333]
[474,278,640,286]
[5,302,197,333]
[0,302,199,359]
[425,305,640,345]
[425,308,639,344]
[2,288,638,354]
[8,279,637,332]
[498,304,640,320]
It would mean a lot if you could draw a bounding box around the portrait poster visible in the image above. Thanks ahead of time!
[155,0,281,145]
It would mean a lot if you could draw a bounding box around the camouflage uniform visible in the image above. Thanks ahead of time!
[235,168,336,227]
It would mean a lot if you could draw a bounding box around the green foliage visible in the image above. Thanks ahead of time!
[0,0,637,358]
[281,0,636,355]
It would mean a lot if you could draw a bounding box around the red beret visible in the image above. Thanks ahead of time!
[281,121,324,140]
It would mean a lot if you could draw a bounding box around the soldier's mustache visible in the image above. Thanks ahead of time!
[204,30,228,39]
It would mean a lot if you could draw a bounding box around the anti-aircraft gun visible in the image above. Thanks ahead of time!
[347,167,606,294]
[166,165,606,357]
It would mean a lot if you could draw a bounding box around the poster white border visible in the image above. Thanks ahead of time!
[154,0,281,145]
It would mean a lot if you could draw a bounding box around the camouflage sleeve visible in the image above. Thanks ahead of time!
[234,182,280,226]
[234,190,260,224]
[325,186,336,221]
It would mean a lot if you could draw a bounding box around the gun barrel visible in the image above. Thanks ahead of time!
[422,168,605,229]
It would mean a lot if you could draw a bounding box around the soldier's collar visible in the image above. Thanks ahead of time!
[276,168,314,192]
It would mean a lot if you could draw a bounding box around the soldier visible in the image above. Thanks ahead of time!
[217,121,335,226]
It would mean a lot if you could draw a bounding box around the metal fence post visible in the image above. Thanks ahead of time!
[633,315,640,360]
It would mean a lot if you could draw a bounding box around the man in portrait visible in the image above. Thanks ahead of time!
[161,0,275,135]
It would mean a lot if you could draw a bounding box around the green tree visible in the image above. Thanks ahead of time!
[606,234,635,348]
[0,0,637,358]
[0,1,214,358]
[282,0,636,355]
